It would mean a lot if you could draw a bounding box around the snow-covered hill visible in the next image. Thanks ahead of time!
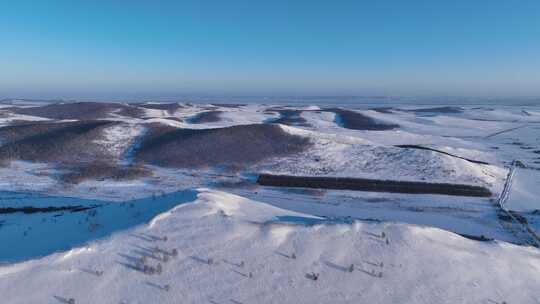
[1,189,538,304]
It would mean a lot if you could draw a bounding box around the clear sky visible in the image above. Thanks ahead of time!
[1,0,539,99]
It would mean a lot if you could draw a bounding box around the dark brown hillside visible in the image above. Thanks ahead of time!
[188,111,224,123]
[267,109,310,127]
[4,102,144,120]
[0,120,117,165]
[327,108,399,130]
[135,123,310,169]
[138,103,184,114]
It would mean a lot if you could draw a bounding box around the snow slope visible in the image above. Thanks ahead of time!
[1,189,538,304]
[506,168,540,212]
[265,125,506,192]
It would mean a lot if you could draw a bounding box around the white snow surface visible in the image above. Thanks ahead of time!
[2,103,540,302]
[1,189,539,304]
[93,123,146,161]
[506,168,540,212]
[271,125,506,191]
[0,111,50,126]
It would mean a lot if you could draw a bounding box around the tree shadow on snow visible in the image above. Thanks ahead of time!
[324,261,348,272]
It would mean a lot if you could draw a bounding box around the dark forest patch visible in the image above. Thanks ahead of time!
[402,106,464,114]
[60,162,152,184]
[135,123,310,169]
[265,109,310,127]
[327,108,399,131]
[0,120,154,183]
[188,111,224,124]
[211,103,245,108]
[0,120,118,165]
[4,102,145,120]
[257,174,492,197]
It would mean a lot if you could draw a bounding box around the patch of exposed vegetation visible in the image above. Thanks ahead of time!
[403,106,464,114]
[211,103,245,108]
[257,174,492,197]
[5,102,144,120]
[188,111,224,123]
[60,162,152,184]
[327,108,399,130]
[0,120,118,165]
[265,109,310,127]
[135,123,310,170]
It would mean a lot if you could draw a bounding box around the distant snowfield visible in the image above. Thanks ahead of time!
[1,189,539,304]
[1,102,540,303]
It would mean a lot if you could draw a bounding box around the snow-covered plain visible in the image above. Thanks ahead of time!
[1,102,540,303]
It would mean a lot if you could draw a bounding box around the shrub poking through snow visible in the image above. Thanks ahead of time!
[171,248,178,257]
[371,269,383,278]
[143,265,158,275]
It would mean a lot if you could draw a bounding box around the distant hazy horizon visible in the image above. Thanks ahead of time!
[3,95,540,108]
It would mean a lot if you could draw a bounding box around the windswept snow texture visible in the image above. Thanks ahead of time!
[1,101,540,302]
[1,190,539,304]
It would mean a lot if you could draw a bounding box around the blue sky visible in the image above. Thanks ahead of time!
[1,0,539,99]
